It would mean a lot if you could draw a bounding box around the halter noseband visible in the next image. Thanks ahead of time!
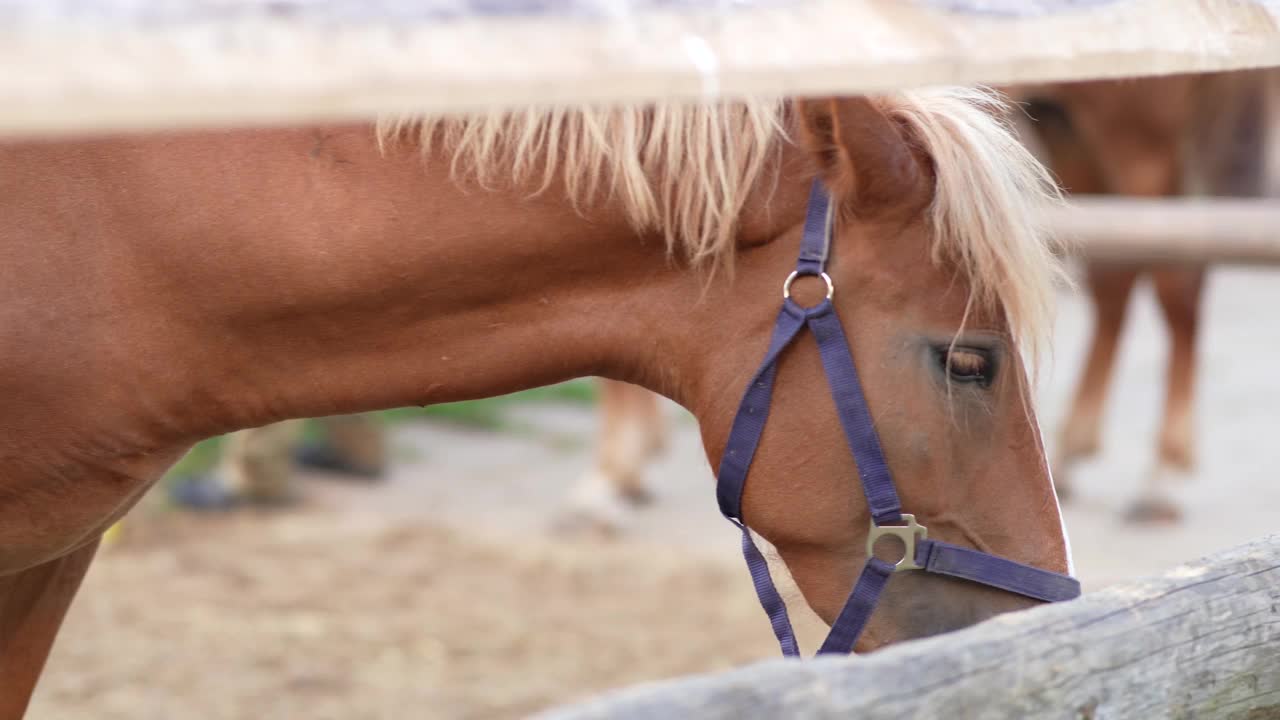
[714,180,1081,657]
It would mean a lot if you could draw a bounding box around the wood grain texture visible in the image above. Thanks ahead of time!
[1,0,1280,135]
[540,535,1280,720]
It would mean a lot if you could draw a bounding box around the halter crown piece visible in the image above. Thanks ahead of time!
[714,179,1081,657]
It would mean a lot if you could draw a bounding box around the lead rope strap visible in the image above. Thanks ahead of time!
[816,557,895,654]
[737,522,801,657]
[715,304,806,657]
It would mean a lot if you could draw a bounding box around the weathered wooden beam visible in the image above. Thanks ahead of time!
[1053,196,1280,265]
[539,534,1280,720]
[2,1,1280,136]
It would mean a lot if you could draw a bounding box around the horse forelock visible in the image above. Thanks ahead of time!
[886,87,1064,360]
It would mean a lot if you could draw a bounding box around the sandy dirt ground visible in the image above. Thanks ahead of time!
[26,267,1280,719]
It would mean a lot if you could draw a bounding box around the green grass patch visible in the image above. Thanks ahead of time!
[163,436,224,482]
[164,379,601,479]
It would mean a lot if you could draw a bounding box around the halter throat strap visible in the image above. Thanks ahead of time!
[714,180,1081,657]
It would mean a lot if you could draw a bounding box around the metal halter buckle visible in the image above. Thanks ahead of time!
[782,270,834,301]
[867,514,928,572]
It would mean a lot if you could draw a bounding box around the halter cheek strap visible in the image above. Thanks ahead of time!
[714,180,1081,658]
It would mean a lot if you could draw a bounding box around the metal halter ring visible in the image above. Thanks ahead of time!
[867,514,929,572]
[782,271,834,301]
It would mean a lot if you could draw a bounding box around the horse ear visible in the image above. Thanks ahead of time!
[795,96,931,215]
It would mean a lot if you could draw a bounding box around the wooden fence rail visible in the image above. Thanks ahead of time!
[539,534,1280,720]
[1054,196,1280,265]
[2,0,1280,136]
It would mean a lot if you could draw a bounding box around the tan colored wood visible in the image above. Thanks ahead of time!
[3,1,1280,136]
[541,534,1280,720]
[1051,196,1280,265]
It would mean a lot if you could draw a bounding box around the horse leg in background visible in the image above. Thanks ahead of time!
[169,421,304,510]
[1014,96,1132,499]
[298,414,388,480]
[1127,267,1206,522]
[1054,265,1140,497]
[1037,77,1206,516]
[219,420,305,506]
[0,540,99,720]
[556,379,668,535]
[609,380,667,505]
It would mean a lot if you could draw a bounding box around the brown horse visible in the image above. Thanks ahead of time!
[0,90,1071,715]
[1013,70,1280,522]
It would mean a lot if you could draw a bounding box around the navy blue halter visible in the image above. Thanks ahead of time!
[715,179,1081,657]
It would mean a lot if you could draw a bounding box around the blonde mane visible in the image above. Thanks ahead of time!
[377,88,1060,348]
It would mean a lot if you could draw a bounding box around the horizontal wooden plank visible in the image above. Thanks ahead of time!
[539,534,1280,720]
[1053,196,1280,265]
[2,0,1280,136]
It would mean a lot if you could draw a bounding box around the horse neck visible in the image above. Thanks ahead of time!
[0,121,811,571]
[3,122,810,458]
[154,127,750,440]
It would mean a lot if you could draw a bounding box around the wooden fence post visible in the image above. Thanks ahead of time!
[540,535,1280,720]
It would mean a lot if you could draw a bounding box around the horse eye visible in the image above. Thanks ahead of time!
[934,346,995,388]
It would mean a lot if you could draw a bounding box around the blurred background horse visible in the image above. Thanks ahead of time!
[1013,70,1280,523]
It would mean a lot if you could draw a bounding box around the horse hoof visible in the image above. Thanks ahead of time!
[1123,497,1182,525]
[618,484,656,507]
[294,444,386,481]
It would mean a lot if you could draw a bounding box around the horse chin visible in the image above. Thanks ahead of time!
[857,573,1041,651]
